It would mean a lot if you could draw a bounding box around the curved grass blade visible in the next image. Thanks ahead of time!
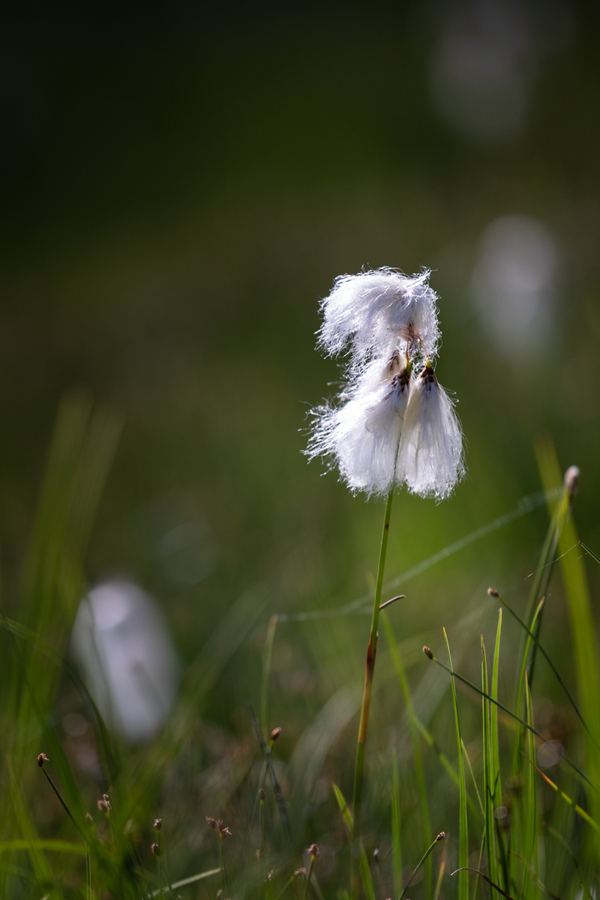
[452,868,515,900]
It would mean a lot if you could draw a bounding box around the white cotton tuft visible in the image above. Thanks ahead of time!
[307,356,412,496]
[318,268,440,365]
[397,364,465,500]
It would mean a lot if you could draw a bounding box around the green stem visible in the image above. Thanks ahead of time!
[219,835,224,897]
[304,852,317,900]
[351,488,394,899]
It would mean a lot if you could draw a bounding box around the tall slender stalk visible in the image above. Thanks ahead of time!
[351,488,394,899]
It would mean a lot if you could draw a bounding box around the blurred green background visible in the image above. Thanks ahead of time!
[1,0,600,886]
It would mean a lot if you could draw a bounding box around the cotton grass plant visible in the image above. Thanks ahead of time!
[307,267,465,898]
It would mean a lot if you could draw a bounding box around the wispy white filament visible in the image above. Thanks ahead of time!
[307,267,465,500]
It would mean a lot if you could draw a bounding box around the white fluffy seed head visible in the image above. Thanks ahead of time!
[306,357,412,497]
[307,267,465,501]
[397,363,465,500]
[318,268,440,366]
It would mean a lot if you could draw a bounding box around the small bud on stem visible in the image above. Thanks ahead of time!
[37,753,49,768]
[423,646,434,660]
[487,587,499,598]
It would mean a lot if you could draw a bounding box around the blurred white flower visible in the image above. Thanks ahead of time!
[72,580,180,743]
[318,268,440,367]
[398,363,465,501]
[471,215,561,357]
[308,270,464,500]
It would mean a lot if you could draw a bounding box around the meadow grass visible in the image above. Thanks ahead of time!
[1,399,599,899]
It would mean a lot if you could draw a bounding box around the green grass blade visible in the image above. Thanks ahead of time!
[332,782,376,900]
[332,782,353,836]
[443,628,468,900]
[358,845,376,900]
[411,717,482,821]
[391,748,403,900]
[452,868,516,900]
[532,767,600,833]
[482,636,498,891]
[536,443,600,825]
[462,737,484,819]
[523,675,537,900]
[490,611,502,807]
[515,597,544,727]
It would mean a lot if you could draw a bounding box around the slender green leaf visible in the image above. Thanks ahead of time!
[391,748,403,900]
[444,628,468,900]
[482,635,498,891]
[332,782,353,836]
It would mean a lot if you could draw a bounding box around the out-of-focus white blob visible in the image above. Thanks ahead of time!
[429,0,573,143]
[471,215,561,357]
[72,581,180,743]
[537,739,564,768]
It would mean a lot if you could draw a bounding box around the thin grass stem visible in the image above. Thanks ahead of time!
[443,629,468,900]
[351,488,394,899]
[398,832,445,900]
